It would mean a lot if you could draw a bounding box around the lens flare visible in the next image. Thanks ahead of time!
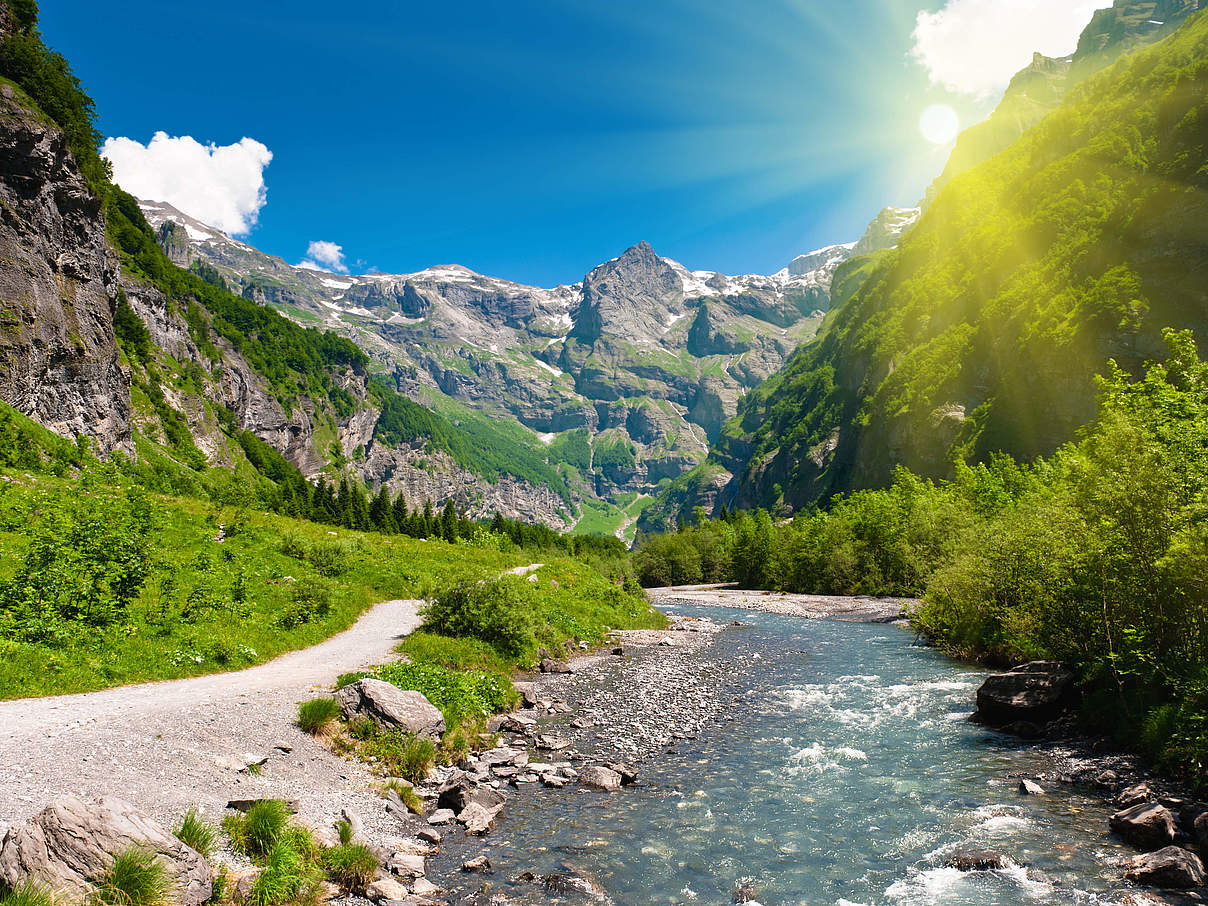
[919,104,960,145]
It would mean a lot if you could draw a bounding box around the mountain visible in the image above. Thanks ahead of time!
[643,6,1208,526]
[139,197,914,536]
[0,8,579,527]
[924,0,1200,206]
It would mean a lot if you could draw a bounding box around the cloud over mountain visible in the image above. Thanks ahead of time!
[101,132,272,235]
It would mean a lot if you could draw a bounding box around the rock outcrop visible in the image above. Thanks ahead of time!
[336,679,446,739]
[0,83,130,453]
[0,797,212,906]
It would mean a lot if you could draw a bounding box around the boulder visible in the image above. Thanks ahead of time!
[1115,783,1153,809]
[579,766,622,791]
[1124,846,1206,889]
[539,659,572,674]
[457,802,501,835]
[512,682,538,708]
[1110,802,1178,849]
[461,856,491,873]
[387,852,425,879]
[1194,810,1208,854]
[974,661,1075,726]
[0,797,212,906]
[335,679,445,739]
[1018,779,1045,796]
[943,848,1007,872]
[437,778,505,815]
[426,809,456,826]
[365,877,409,902]
[604,762,639,785]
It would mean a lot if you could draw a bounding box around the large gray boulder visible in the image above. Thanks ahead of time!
[1125,846,1206,888]
[1110,802,1178,849]
[578,766,622,791]
[974,661,1075,726]
[335,679,445,739]
[0,797,212,906]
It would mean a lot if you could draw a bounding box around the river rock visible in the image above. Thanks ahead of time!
[604,762,639,785]
[1193,810,1208,854]
[512,682,539,708]
[388,852,425,879]
[335,679,446,739]
[426,809,455,826]
[0,796,213,906]
[1018,779,1045,796]
[365,877,409,902]
[457,802,502,835]
[944,848,1007,871]
[1110,802,1177,849]
[461,855,491,873]
[579,766,623,791]
[1124,846,1206,888]
[1115,784,1154,809]
[540,658,572,674]
[437,777,505,815]
[974,661,1075,726]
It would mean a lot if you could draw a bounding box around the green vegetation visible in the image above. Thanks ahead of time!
[360,729,437,784]
[693,9,1208,512]
[89,849,168,906]
[224,800,292,860]
[246,832,320,906]
[638,330,1208,787]
[0,882,54,906]
[318,845,377,893]
[295,698,341,735]
[546,428,592,472]
[173,808,217,858]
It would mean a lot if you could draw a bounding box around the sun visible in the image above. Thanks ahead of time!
[919,104,960,145]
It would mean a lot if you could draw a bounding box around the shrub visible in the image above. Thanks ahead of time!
[422,577,537,657]
[319,844,378,892]
[224,799,291,860]
[89,848,169,906]
[279,578,333,629]
[173,807,216,857]
[306,540,349,577]
[0,881,54,906]
[296,698,341,735]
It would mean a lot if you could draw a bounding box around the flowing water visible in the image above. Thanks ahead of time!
[438,604,1152,905]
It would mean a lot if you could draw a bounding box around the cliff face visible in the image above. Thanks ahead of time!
[0,81,130,452]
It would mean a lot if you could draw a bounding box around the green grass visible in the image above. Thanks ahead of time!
[372,661,515,730]
[0,881,55,906]
[224,800,292,860]
[319,845,378,893]
[296,698,341,735]
[246,835,320,906]
[89,849,169,906]
[383,780,423,815]
[0,470,523,700]
[173,808,216,858]
[359,729,437,784]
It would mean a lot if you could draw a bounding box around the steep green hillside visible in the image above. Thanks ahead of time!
[682,8,1208,515]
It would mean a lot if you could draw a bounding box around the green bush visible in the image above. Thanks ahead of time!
[89,848,169,906]
[296,697,341,735]
[173,807,216,858]
[246,835,320,906]
[363,731,436,784]
[422,577,537,657]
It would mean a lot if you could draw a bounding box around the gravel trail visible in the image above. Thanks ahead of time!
[0,598,422,832]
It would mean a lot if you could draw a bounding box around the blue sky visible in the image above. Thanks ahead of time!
[42,0,1105,285]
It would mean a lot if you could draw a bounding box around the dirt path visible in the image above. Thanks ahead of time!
[0,598,422,833]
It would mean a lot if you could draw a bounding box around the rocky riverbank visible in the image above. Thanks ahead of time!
[647,583,912,622]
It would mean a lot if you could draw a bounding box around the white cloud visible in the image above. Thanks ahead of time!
[101,132,272,235]
[911,0,1112,99]
[297,241,349,274]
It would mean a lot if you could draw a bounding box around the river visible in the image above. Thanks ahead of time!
[433,601,1156,905]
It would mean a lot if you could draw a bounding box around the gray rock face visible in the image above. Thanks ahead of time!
[974,661,1075,726]
[0,796,212,905]
[1125,846,1206,889]
[1110,802,1178,849]
[336,679,445,739]
[0,84,130,453]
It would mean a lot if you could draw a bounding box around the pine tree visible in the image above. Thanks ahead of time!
[391,492,409,534]
[441,500,458,542]
[422,500,435,538]
[490,512,506,535]
[369,486,396,533]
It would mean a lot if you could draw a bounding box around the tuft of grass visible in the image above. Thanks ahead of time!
[0,881,55,906]
[319,844,378,893]
[246,837,321,906]
[334,672,366,690]
[364,732,436,785]
[224,799,292,860]
[335,819,353,846]
[296,697,341,735]
[89,848,170,906]
[173,807,217,857]
[382,780,423,815]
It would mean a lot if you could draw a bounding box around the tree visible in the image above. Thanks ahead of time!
[440,500,459,542]
[369,486,396,533]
